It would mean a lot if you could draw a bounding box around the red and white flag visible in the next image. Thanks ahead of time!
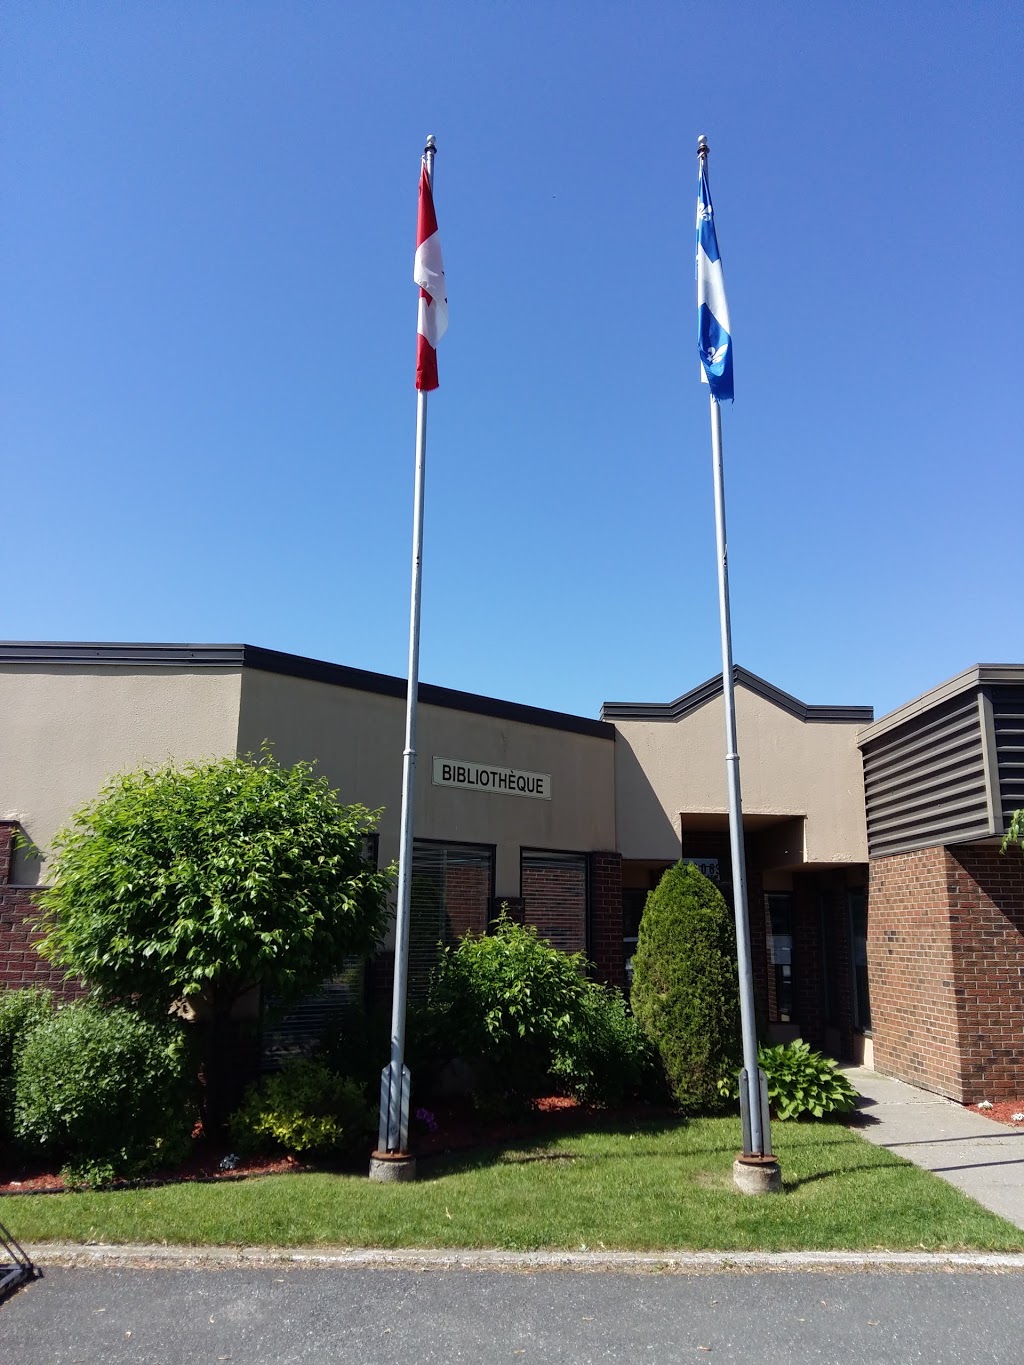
[414,164,447,391]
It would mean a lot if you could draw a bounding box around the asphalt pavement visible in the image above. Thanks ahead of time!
[4,1263,1024,1365]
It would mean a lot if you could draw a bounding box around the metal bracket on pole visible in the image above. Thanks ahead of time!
[378,1061,411,1154]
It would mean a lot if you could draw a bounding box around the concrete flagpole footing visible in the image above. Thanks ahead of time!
[732,1154,782,1195]
[369,1151,418,1183]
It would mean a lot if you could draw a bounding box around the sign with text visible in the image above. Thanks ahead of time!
[432,757,552,801]
[684,857,720,882]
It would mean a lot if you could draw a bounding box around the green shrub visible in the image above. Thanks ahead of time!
[0,987,55,1141]
[630,862,742,1113]
[551,985,661,1107]
[229,1057,374,1159]
[14,1002,195,1184]
[719,1039,858,1120]
[422,915,655,1113]
[422,915,592,1114]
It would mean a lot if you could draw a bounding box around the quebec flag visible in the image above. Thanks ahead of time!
[696,161,733,402]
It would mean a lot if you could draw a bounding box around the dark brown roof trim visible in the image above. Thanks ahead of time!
[0,642,615,741]
[601,666,873,724]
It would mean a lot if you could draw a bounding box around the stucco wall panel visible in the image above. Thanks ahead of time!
[614,686,868,864]
[0,666,243,880]
[237,669,617,903]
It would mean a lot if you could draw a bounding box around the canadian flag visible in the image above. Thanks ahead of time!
[414,164,447,391]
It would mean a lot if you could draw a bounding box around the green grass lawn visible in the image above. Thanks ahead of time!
[5,1116,1022,1253]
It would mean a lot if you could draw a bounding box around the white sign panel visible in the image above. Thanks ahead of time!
[432,757,551,801]
[684,857,720,882]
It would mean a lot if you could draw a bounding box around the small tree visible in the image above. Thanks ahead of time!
[34,750,392,1125]
[630,861,742,1112]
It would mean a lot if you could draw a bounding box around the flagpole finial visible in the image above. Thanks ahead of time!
[424,134,437,154]
[697,134,709,158]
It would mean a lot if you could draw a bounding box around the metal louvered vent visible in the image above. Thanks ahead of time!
[991,686,1024,828]
[862,695,990,857]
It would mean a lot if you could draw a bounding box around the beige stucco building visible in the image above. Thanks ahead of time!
[2,642,1022,1101]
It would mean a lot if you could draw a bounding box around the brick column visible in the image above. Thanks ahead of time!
[869,843,1024,1102]
[589,852,624,989]
[0,821,85,998]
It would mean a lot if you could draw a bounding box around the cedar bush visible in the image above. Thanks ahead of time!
[13,1002,195,1186]
[630,862,742,1112]
[0,987,55,1141]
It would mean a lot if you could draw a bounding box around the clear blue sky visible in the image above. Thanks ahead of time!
[4,2,1021,722]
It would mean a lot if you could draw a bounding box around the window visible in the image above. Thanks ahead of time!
[408,840,495,997]
[848,887,871,1032]
[764,892,794,1024]
[520,850,588,955]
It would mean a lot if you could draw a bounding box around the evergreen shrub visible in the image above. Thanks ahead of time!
[14,1002,195,1185]
[0,987,55,1141]
[229,1057,374,1159]
[630,862,742,1112]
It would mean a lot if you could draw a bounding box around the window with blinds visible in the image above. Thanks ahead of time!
[520,849,588,955]
[260,833,380,1068]
[408,840,495,998]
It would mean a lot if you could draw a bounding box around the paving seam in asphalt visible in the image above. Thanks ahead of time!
[21,1242,1024,1273]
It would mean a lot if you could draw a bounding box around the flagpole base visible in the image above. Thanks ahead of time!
[732,1154,782,1195]
[369,1151,418,1183]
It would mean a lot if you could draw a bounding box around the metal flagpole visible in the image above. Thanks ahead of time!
[699,136,775,1172]
[373,135,437,1172]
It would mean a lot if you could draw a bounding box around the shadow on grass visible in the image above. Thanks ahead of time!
[413,1116,691,1181]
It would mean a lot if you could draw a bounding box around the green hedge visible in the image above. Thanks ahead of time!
[0,987,55,1141]
[14,1002,196,1186]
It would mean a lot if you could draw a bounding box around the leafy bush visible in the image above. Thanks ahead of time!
[719,1039,858,1120]
[14,1002,195,1184]
[422,915,654,1113]
[630,862,742,1113]
[551,985,661,1107]
[0,987,55,1141]
[229,1058,374,1159]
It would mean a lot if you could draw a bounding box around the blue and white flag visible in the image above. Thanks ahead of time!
[696,161,733,402]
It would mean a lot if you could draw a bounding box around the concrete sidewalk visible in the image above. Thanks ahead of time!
[846,1066,1024,1230]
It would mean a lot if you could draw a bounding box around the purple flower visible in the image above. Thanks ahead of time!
[415,1107,439,1133]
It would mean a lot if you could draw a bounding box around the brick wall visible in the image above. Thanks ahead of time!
[589,851,624,988]
[0,822,85,999]
[947,843,1024,1101]
[868,842,1024,1102]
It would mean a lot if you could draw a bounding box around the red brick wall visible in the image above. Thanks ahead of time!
[0,822,85,999]
[946,843,1024,1102]
[589,852,624,988]
[869,843,1024,1102]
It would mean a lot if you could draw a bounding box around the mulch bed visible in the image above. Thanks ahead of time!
[968,1099,1024,1128]
[0,1096,672,1195]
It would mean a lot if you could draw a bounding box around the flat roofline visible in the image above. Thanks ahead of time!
[602,665,873,725]
[858,664,1024,748]
[0,642,616,741]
